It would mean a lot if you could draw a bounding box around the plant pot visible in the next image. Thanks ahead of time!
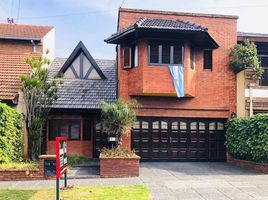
[100,155,140,178]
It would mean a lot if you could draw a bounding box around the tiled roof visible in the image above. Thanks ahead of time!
[237,32,268,38]
[0,54,31,100]
[48,58,117,109]
[105,17,207,42]
[0,24,53,40]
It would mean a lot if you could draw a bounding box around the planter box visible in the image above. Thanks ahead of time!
[100,156,140,178]
[227,151,268,174]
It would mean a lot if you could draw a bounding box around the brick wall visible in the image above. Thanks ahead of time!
[117,9,237,119]
[0,40,42,55]
[100,157,140,177]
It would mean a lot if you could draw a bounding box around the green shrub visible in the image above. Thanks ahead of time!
[226,114,268,163]
[100,146,137,158]
[0,103,23,164]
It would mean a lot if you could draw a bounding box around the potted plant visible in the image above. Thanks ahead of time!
[229,39,263,82]
[99,99,140,178]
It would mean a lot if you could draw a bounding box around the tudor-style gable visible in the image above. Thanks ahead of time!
[60,41,106,80]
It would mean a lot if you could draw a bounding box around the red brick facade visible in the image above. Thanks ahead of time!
[117,8,237,119]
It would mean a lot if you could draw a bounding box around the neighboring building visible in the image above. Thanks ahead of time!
[236,32,268,117]
[105,8,238,161]
[0,23,55,157]
[44,41,116,158]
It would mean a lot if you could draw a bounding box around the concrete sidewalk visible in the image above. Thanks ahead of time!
[1,162,268,200]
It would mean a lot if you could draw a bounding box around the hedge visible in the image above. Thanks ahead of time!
[226,114,268,163]
[0,103,23,163]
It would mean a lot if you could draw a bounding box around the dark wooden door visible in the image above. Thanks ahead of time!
[132,117,226,161]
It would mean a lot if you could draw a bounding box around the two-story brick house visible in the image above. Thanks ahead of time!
[0,23,55,157]
[105,8,238,161]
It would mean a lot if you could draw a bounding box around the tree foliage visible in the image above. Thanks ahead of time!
[20,50,60,159]
[226,114,268,163]
[229,39,263,81]
[100,99,137,147]
[0,102,23,164]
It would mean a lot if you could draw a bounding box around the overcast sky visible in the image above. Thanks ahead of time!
[0,0,267,59]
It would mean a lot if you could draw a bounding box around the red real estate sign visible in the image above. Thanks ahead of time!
[55,137,68,179]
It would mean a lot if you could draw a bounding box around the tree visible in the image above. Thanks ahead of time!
[20,50,60,159]
[229,39,263,82]
[100,99,137,147]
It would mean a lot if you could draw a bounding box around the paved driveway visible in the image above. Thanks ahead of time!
[140,162,268,200]
[0,162,267,200]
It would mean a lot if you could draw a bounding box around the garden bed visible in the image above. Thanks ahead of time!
[227,152,268,174]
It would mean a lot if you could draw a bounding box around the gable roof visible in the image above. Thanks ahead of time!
[59,41,106,79]
[105,17,219,48]
[0,54,32,101]
[49,58,116,109]
[0,23,53,41]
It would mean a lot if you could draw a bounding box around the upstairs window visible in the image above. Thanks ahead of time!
[260,55,268,86]
[190,46,195,69]
[123,44,138,69]
[148,41,183,65]
[203,50,213,70]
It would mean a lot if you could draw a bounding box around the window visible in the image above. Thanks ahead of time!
[49,119,81,140]
[123,44,138,68]
[83,120,92,140]
[260,56,268,86]
[190,46,195,69]
[203,50,213,69]
[123,47,130,68]
[148,41,183,65]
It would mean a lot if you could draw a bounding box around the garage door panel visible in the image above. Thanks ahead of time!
[131,118,226,161]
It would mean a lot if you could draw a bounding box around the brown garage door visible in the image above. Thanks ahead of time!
[131,117,226,161]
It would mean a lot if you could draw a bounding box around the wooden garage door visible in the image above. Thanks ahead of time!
[132,117,226,161]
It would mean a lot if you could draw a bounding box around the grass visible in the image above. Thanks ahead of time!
[0,161,39,170]
[0,185,151,200]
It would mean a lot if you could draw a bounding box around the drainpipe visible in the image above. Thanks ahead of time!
[249,83,255,116]
[30,40,36,53]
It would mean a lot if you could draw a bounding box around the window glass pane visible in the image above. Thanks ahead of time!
[83,120,91,140]
[199,122,205,130]
[95,122,101,131]
[152,121,159,129]
[204,50,212,69]
[142,121,149,129]
[209,122,216,130]
[162,43,170,64]
[173,44,183,64]
[123,47,130,67]
[133,121,140,129]
[134,45,138,67]
[217,122,224,130]
[70,122,80,140]
[261,57,268,68]
[149,43,159,63]
[190,46,194,69]
[59,122,69,138]
[190,122,197,130]
[161,121,168,129]
[180,122,187,130]
[171,122,178,130]
[261,68,268,86]
[48,120,57,140]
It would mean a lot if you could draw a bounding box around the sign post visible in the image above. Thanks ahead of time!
[55,137,68,200]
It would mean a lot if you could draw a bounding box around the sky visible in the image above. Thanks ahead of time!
[0,0,268,59]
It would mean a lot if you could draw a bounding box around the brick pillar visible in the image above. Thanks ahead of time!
[120,129,131,150]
